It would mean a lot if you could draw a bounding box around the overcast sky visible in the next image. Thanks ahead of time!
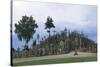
[12,1,97,49]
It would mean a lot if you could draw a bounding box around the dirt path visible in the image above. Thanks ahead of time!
[13,52,97,63]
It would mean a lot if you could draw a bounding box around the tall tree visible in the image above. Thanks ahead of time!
[45,16,55,55]
[15,15,38,47]
[45,16,55,37]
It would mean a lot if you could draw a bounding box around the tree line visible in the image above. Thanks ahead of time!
[12,15,97,58]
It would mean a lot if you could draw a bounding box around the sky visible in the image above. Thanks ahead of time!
[12,1,97,49]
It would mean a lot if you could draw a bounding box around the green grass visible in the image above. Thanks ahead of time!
[14,56,97,66]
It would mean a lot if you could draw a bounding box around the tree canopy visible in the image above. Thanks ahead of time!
[15,15,38,44]
[45,16,55,30]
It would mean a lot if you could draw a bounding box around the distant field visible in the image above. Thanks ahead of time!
[14,56,97,66]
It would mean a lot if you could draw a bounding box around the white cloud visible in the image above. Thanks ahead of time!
[12,1,97,43]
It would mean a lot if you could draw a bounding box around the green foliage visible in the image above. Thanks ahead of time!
[45,16,55,29]
[15,15,38,43]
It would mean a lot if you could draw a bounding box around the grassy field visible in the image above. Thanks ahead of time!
[13,56,97,66]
